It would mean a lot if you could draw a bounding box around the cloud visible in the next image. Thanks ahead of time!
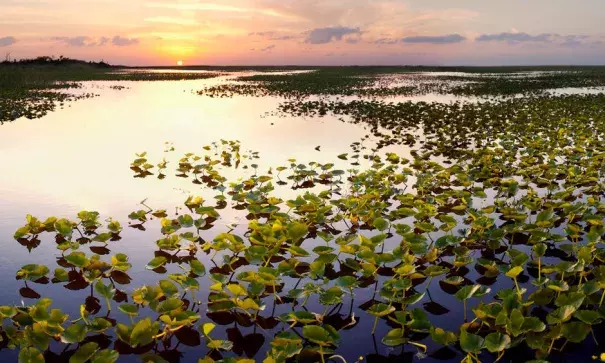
[260,44,275,52]
[273,35,296,40]
[476,32,555,43]
[249,32,297,41]
[147,2,292,19]
[0,36,17,47]
[375,38,399,45]
[402,34,466,44]
[53,36,95,47]
[52,35,138,47]
[98,37,110,46]
[111,36,139,46]
[475,32,601,48]
[145,16,198,26]
[305,27,361,44]
[560,35,590,47]
[249,31,275,37]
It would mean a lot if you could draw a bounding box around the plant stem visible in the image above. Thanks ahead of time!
[560,339,569,352]
[591,328,598,345]
[319,346,325,363]
[538,257,541,277]
[463,300,467,321]
[372,316,379,334]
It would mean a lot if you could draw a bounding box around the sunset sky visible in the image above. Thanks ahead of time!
[1,0,604,66]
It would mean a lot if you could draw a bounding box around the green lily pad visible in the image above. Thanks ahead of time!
[18,347,44,363]
[460,328,485,354]
[69,342,99,363]
[430,327,457,346]
[302,325,339,346]
[62,323,88,344]
[91,349,119,363]
[485,332,511,353]
[562,321,591,343]
[367,303,395,317]
[381,328,406,346]
[118,304,139,316]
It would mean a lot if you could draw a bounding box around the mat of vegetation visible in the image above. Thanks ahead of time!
[4,86,605,363]
[0,57,222,123]
[197,66,605,99]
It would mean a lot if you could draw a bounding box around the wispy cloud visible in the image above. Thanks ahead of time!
[146,2,289,18]
[249,32,297,41]
[374,38,399,45]
[475,32,600,48]
[112,36,139,46]
[402,34,466,44]
[53,35,138,47]
[476,32,555,43]
[305,27,361,44]
[53,36,97,47]
[0,36,17,47]
[260,44,275,52]
[249,31,274,37]
[144,16,198,26]
[273,35,296,40]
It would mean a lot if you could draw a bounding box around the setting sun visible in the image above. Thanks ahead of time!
[177,60,183,66]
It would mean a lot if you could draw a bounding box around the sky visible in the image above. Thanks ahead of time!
[1,0,604,66]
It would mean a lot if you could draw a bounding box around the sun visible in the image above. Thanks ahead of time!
[177,60,183,66]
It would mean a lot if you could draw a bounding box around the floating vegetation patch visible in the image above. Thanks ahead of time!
[197,67,605,99]
[276,94,605,159]
[0,90,98,123]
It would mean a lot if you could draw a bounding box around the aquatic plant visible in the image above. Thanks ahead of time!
[6,106,605,360]
[3,66,605,362]
[197,66,605,99]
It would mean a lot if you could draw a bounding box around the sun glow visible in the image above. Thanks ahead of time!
[177,60,183,66]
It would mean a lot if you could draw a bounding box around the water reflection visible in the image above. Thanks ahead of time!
[1,72,603,362]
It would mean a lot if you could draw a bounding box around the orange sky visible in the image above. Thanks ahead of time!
[1,0,604,66]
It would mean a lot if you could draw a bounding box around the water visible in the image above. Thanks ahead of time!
[0,71,603,362]
[0,74,407,362]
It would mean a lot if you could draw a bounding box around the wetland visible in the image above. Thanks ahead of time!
[1,59,605,363]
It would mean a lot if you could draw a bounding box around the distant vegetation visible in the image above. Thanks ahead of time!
[0,56,222,123]
[3,57,605,123]
[1,55,113,68]
[198,66,605,98]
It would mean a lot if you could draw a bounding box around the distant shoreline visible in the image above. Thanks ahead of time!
[2,57,605,72]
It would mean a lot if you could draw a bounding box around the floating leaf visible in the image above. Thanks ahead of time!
[146,256,167,270]
[62,323,88,344]
[69,342,99,363]
[460,328,484,354]
[485,332,510,353]
[18,347,44,363]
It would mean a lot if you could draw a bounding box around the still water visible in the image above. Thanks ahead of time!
[0,72,602,362]
[0,74,411,362]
